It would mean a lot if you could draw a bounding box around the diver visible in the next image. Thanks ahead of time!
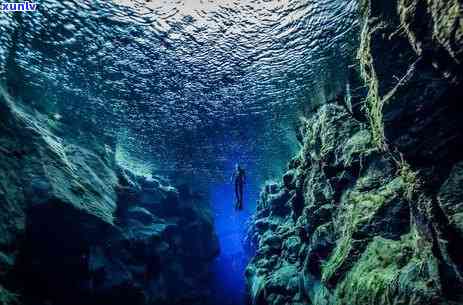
[232,163,246,211]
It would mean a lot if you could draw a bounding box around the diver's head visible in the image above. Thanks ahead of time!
[235,163,241,170]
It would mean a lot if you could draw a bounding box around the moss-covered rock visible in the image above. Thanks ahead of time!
[438,162,463,237]
[0,286,19,305]
[358,0,463,183]
[246,93,458,304]
[247,103,412,304]
[246,1,463,298]
[398,0,463,77]
[335,234,440,305]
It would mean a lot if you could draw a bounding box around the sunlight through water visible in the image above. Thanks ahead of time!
[0,0,358,186]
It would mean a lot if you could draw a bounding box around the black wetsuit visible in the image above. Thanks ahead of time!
[234,168,245,210]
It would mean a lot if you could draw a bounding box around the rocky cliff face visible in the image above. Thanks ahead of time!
[245,1,463,305]
[0,86,219,305]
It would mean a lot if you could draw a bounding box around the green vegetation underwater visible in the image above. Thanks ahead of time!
[0,1,462,305]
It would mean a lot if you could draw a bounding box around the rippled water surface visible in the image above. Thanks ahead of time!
[0,0,358,187]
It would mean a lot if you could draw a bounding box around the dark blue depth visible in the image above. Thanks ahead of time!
[209,162,257,305]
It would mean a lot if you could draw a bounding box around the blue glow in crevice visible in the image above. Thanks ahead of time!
[209,161,258,305]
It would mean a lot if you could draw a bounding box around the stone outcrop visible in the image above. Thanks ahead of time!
[0,86,219,305]
[246,1,463,305]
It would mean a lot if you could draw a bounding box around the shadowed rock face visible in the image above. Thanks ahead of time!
[0,87,219,305]
[246,1,463,305]
[17,170,219,305]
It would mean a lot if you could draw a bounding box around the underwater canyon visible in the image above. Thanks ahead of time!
[0,1,462,305]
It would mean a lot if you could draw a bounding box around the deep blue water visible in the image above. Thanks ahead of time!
[209,158,259,305]
[211,180,255,305]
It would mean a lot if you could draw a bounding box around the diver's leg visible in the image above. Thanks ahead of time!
[238,183,244,210]
[235,182,240,210]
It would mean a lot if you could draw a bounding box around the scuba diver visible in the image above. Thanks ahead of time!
[232,163,246,211]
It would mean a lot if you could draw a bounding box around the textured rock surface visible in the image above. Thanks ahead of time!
[0,87,219,305]
[246,1,463,304]
[438,162,463,237]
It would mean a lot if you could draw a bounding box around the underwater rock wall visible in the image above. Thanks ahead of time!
[0,87,219,305]
[245,1,463,305]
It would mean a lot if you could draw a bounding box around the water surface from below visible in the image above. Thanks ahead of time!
[0,0,358,185]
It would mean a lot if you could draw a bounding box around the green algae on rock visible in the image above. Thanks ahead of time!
[246,1,463,303]
[334,233,440,305]
[0,285,19,305]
